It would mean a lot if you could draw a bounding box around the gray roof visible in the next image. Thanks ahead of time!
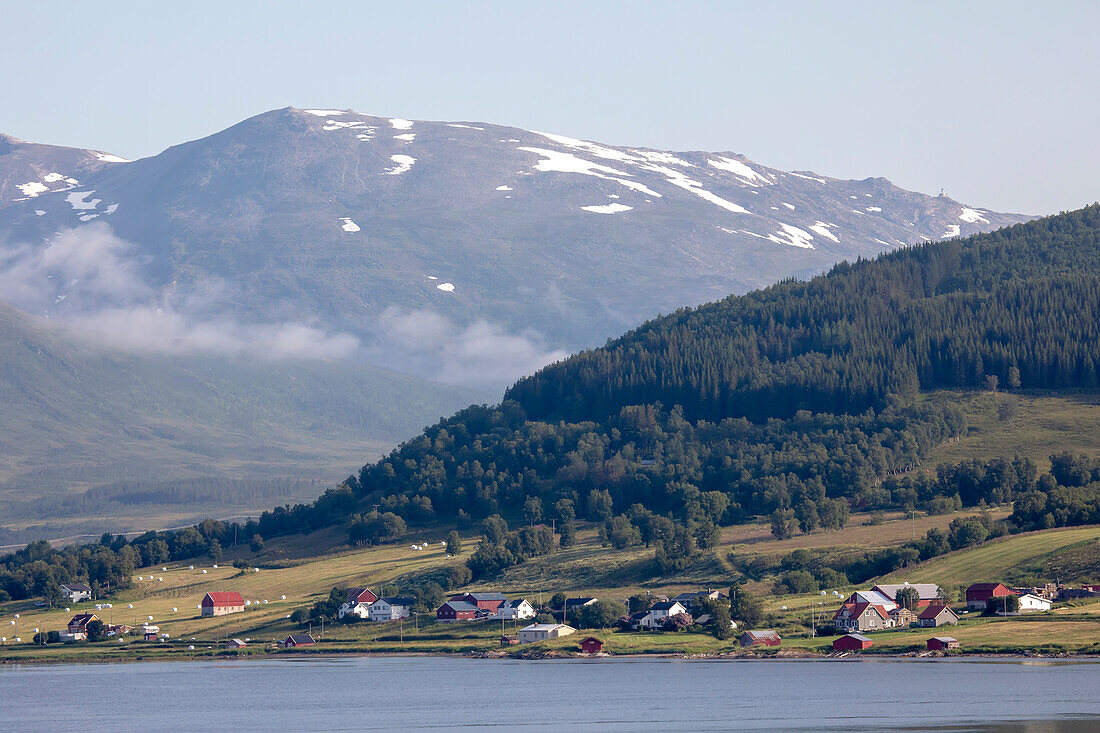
[651,600,684,611]
[285,634,315,644]
[441,600,479,612]
[844,633,872,642]
[61,583,92,592]
[466,592,508,601]
[565,597,597,608]
[929,636,958,643]
[379,596,416,607]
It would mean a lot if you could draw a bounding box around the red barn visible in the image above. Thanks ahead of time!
[833,633,873,651]
[436,600,481,623]
[927,636,960,651]
[739,630,781,647]
[580,637,604,654]
[283,634,315,648]
[966,583,1014,611]
[450,592,507,612]
[201,591,245,617]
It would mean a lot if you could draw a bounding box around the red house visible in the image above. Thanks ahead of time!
[436,600,482,623]
[201,591,245,616]
[450,592,507,613]
[927,636,960,651]
[833,633,873,651]
[283,634,315,648]
[579,637,604,654]
[966,583,1014,611]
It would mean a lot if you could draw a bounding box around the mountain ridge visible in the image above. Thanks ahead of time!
[0,107,1032,389]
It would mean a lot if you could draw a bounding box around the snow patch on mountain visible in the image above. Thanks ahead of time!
[386,155,416,175]
[339,217,360,232]
[768,223,815,249]
[708,157,771,185]
[17,181,48,197]
[632,150,693,167]
[95,153,130,163]
[390,119,414,130]
[942,224,961,238]
[808,222,840,243]
[447,123,484,130]
[436,282,455,292]
[496,185,513,191]
[960,207,990,224]
[787,171,826,184]
[43,173,65,183]
[581,203,633,214]
[643,163,749,214]
[66,191,101,211]
[303,109,346,117]
[867,206,882,212]
[394,133,416,142]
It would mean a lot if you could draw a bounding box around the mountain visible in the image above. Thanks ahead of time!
[0,300,485,540]
[241,207,1099,547]
[0,109,1031,389]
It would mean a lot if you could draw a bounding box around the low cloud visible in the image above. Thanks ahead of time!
[0,224,569,390]
[369,308,570,392]
[0,223,359,362]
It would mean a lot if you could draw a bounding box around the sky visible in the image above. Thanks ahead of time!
[2,1,1097,215]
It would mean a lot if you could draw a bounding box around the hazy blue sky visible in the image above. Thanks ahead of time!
[3,1,1096,214]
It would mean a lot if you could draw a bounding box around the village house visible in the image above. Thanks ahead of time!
[337,587,379,620]
[631,600,689,630]
[889,606,918,627]
[927,636,960,651]
[368,596,415,622]
[283,634,315,648]
[59,583,92,603]
[436,600,483,623]
[870,583,941,609]
[66,613,98,639]
[518,623,575,644]
[489,598,536,621]
[1016,593,1053,613]
[141,624,160,641]
[833,602,894,633]
[225,638,247,649]
[833,633,873,652]
[200,591,245,617]
[840,589,898,612]
[918,604,959,628]
[965,583,1014,611]
[579,637,604,654]
[671,590,726,611]
[451,592,508,614]
[739,630,781,648]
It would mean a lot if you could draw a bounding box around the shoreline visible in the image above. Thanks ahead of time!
[4,647,1099,666]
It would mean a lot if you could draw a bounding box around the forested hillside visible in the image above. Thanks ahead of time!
[336,206,1099,534]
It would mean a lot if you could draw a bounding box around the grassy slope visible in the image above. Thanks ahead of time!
[0,302,486,537]
[925,390,1100,469]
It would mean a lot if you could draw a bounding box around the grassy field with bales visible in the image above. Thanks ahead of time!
[3,509,1097,663]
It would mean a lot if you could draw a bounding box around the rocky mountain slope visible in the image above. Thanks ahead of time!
[0,109,1031,389]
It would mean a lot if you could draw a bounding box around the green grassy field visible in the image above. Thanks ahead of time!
[924,391,1100,469]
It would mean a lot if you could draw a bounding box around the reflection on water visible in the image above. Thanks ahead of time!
[1,657,1097,731]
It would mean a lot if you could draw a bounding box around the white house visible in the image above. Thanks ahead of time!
[633,600,688,630]
[60,583,92,603]
[490,598,536,621]
[518,623,576,644]
[1017,593,1053,613]
[368,596,415,622]
[337,588,379,620]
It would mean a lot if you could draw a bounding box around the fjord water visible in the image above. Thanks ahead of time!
[3,657,1098,731]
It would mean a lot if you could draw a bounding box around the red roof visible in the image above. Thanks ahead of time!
[966,583,1013,600]
[202,591,245,606]
[918,604,956,620]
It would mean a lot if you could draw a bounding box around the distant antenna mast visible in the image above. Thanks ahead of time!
[938,188,945,197]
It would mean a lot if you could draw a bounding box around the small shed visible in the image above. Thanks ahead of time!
[283,634,316,648]
[833,633,873,651]
[579,637,604,654]
[225,638,247,649]
[927,636,960,651]
[739,630,781,647]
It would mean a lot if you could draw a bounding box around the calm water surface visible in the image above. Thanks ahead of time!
[2,656,1098,731]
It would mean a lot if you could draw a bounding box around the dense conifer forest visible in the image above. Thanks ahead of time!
[2,206,1099,597]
